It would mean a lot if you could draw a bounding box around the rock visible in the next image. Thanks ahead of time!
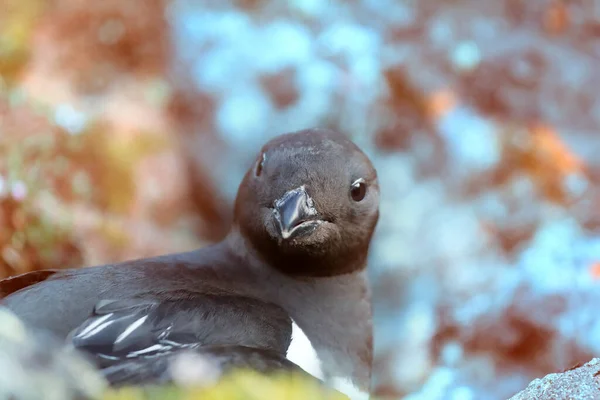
[508,358,600,400]
[0,306,107,400]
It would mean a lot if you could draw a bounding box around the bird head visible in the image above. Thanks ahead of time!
[234,128,380,278]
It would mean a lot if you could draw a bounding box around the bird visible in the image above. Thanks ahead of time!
[0,128,379,395]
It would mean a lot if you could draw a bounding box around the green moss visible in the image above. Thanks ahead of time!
[0,93,177,276]
[0,0,45,86]
[103,371,349,400]
[96,220,131,251]
[64,123,170,214]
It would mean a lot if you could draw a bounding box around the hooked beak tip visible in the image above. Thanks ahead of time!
[273,186,319,240]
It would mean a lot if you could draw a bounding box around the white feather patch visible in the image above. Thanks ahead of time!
[286,320,323,379]
[114,315,148,344]
[286,321,368,400]
[74,313,116,340]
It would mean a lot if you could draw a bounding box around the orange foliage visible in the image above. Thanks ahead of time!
[498,122,586,204]
[33,0,168,92]
[589,262,600,280]
[529,122,584,176]
[543,1,569,35]
[425,89,458,121]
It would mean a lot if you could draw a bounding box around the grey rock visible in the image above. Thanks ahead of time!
[508,359,600,400]
[0,306,107,400]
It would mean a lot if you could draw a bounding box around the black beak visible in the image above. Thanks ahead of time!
[273,186,319,239]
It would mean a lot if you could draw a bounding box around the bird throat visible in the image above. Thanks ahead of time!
[278,272,373,391]
[224,230,373,391]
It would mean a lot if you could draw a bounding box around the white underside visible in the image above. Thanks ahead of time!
[287,321,369,400]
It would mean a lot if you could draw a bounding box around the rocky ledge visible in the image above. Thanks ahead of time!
[509,359,600,400]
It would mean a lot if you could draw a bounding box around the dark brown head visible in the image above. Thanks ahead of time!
[234,128,379,277]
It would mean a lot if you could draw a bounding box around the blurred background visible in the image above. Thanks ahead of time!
[2,0,600,398]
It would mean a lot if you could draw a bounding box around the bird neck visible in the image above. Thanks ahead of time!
[223,228,373,391]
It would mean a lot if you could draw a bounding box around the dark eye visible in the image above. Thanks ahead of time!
[255,153,266,177]
[350,179,367,202]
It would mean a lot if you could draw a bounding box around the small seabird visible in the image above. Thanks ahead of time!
[0,128,379,396]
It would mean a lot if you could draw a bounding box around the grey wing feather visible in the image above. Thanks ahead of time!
[68,295,293,368]
[101,345,319,386]
[69,299,168,361]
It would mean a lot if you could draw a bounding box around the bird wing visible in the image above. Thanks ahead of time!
[0,270,61,299]
[100,344,316,386]
[68,295,293,368]
[68,298,170,363]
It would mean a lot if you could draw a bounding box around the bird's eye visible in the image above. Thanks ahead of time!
[255,153,266,177]
[350,179,367,202]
